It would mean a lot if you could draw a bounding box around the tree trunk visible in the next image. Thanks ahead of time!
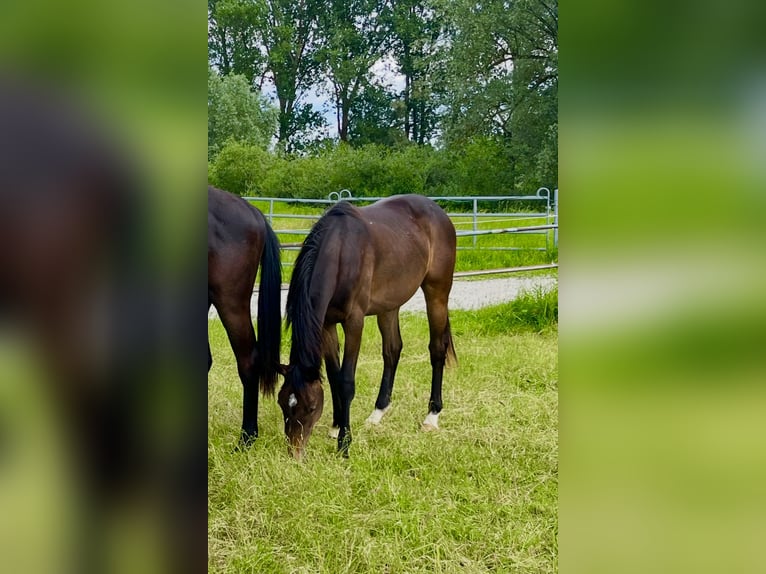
[403,73,411,140]
[339,101,350,142]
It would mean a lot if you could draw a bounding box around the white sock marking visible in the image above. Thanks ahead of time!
[422,412,440,429]
[365,406,390,425]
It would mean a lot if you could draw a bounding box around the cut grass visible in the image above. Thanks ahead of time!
[208,295,558,573]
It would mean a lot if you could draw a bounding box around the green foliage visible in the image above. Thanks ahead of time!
[444,137,516,196]
[454,287,558,335]
[209,140,274,195]
[258,0,325,149]
[207,67,277,160]
[326,143,440,196]
[534,122,559,190]
[261,153,334,198]
[210,140,552,199]
[441,0,558,191]
[209,0,327,150]
[389,0,446,144]
[348,84,407,147]
[317,0,391,142]
[208,0,267,84]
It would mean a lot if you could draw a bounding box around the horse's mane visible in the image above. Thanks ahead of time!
[285,202,359,385]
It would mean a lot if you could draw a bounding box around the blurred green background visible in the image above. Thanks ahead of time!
[563,0,766,572]
[0,0,205,572]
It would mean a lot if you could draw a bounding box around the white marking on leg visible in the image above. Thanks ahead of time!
[365,405,390,425]
[328,426,339,439]
[422,412,440,431]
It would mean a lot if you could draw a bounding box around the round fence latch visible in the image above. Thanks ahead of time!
[329,189,352,202]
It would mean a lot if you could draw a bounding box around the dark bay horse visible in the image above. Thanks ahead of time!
[278,194,457,459]
[208,186,282,444]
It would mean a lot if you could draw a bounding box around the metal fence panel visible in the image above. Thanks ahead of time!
[244,189,558,274]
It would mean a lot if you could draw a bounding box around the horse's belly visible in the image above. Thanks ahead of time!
[366,278,421,315]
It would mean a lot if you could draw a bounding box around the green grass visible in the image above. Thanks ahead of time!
[246,199,558,273]
[208,296,558,573]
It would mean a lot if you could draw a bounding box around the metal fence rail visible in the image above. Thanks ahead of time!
[244,189,558,276]
[453,263,558,278]
[247,188,557,246]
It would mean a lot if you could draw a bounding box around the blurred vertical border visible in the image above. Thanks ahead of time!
[563,0,766,572]
[0,0,206,573]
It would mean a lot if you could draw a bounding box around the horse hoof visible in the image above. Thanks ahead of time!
[328,427,340,439]
[422,412,440,431]
[235,431,257,450]
[232,440,253,454]
[365,406,390,425]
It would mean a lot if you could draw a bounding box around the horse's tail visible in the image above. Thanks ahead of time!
[257,219,282,395]
[444,315,457,367]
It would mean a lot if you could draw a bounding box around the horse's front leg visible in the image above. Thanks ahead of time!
[322,324,342,439]
[337,314,364,457]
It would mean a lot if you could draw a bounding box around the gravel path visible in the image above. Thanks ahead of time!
[401,274,556,312]
[208,274,557,319]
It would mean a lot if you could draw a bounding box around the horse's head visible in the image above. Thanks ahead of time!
[277,366,324,460]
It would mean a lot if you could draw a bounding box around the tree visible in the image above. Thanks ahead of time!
[389,0,445,144]
[208,0,327,151]
[208,67,278,159]
[317,0,391,142]
[206,0,557,192]
[257,0,325,150]
[442,0,558,189]
[208,0,267,86]
[348,84,406,147]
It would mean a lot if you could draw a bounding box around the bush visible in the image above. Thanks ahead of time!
[261,154,334,198]
[209,141,274,196]
[445,138,515,197]
[208,140,545,199]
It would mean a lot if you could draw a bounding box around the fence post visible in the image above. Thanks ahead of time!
[472,198,478,247]
[269,198,274,225]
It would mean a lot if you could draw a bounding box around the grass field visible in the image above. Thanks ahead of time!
[245,199,558,273]
[208,293,558,573]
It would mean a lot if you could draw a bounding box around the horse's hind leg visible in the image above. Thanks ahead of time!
[217,298,260,444]
[422,286,452,430]
[366,309,402,425]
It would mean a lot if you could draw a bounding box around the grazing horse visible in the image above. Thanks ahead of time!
[208,186,282,444]
[278,194,456,459]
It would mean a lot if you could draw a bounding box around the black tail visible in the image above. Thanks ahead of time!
[257,220,282,395]
[444,316,457,367]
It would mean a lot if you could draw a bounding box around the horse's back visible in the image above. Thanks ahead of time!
[364,194,454,241]
[207,186,265,297]
[361,194,455,254]
[208,186,265,247]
